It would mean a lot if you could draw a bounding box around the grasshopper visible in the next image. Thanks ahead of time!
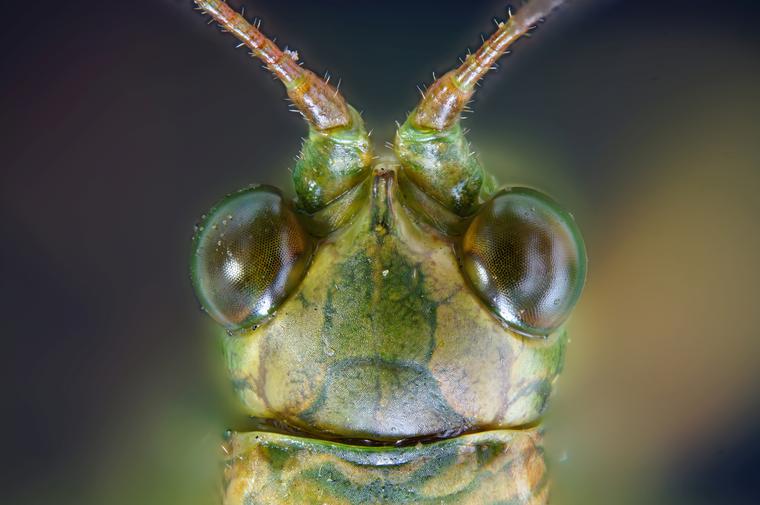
[189,1,585,503]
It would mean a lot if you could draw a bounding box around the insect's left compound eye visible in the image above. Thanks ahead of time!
[191,186,313,331]
[462,187,586,336]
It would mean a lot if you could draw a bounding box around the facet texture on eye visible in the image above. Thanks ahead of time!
[191,186,312,331]
[462,187,586,336]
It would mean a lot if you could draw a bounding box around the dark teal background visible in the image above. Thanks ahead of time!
[2,1,759,503]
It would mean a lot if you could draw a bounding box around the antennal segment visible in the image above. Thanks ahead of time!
[413,0,566,130]
[194,1,372,216]
[394,0,567,217]
[195,0,351,131]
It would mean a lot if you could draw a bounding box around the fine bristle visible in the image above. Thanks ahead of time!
[412,0,567,131]
[194,0,352,131]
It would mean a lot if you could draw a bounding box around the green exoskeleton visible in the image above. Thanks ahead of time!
[188,0,585,503]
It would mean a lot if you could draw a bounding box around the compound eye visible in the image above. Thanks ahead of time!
[462,188,586,336]
[191,186,313,331]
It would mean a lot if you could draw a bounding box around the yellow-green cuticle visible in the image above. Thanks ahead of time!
[293,106,373,213]
[223,429,549,505]
[296,175,372,237]
[394,113,484,216]
[221,170,567,442]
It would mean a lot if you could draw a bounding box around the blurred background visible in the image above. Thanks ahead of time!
[2,0,759,503]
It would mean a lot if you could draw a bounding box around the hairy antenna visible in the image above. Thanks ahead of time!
[413,0,567,130]
[194,0,351,130]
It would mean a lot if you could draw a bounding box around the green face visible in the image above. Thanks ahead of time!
[193,164,583,440]
[189,1,584,503]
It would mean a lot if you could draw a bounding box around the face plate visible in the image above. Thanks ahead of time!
[222,162,567,443]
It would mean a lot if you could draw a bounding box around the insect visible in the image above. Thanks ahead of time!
[188,0,585,503]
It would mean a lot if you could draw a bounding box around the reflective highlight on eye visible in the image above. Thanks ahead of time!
[462,187,586,336]
[191,186,312,331]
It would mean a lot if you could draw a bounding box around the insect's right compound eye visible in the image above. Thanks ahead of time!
[461,187,586,337]
[190,186,313,332]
